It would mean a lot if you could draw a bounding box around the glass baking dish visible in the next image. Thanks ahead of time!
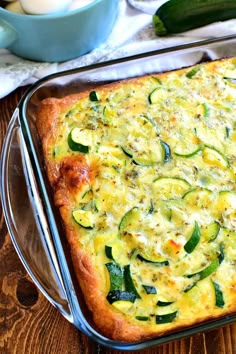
[1,34,236,350]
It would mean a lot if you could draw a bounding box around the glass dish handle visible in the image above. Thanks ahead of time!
[1,110,86,331]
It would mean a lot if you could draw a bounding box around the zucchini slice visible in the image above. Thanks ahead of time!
[172,128,201,158]
[89,90,99,101]
[212,280,225,308]
[136,316,150,321]
[118,206,140,235]
[105,244,130,264]
[105,262,123,291]
[142,285,157,294]
[153,177,191,200]
[121,115,163,166]
[68,127,92,153]
[124,265,141,299]
[132,150,162,166]
[103,105,115,124]
[112,165,121,173]
[202,102,210,118]
[121,141,163,166]
[148,199,154,214]
[148,87,163,104]
[183,187,212,209]
[225,126,231,138]
[197,259,220,280]
[140,115,159,134]
[183,283,197,293]
[202,146,230,168]
[137,254,169,266]
[106,290,136,304]
[121,146,133,159]
[184,221,200,254]
[218,243,225,265]
[159,201,172,221]
[174,146,202,158]
[186,258,219,280]
[72,209,94,229]
[160,141,171,162]
[186,65,201,79]
[201,221,221,242]
[105,245,114,261]
[156,311,178,324]
[157,300,174,307]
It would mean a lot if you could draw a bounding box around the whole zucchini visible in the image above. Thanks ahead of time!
[153,0,236,36]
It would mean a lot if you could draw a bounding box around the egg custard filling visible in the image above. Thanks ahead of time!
[36,58,236,342]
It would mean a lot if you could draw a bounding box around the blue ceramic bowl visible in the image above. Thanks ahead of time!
[0,0,119,62]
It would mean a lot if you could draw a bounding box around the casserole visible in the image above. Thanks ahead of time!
[1,35,236,350]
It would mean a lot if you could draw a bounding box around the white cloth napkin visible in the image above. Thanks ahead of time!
[1,0,236,98]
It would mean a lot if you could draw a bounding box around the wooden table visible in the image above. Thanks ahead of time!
[0,87,236,354]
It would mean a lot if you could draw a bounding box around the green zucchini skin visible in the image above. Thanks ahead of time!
[137,254,169,266]
[184,221,200,254]
[160,141,171,163]
[89,90,99,102]
[105,262,123,291]
[153,0,236,36]
[136,316,150,321]
[106,290,136,304]
[156,311,178,324]
[212,280,225,308]
[105,245,114,261]
[186,258,219,280]
[124,265,141,299]
[157,300,174,306]
[67,130,89,153]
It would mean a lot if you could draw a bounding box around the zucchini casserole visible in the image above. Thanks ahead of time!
[36,58,236,342]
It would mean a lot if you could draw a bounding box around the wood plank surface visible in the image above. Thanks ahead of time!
[0,87,235,354]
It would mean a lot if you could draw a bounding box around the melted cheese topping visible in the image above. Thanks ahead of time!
[51,59,236,334]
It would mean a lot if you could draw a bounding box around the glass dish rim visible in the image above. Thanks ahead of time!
[18,33,236,110]
[9,33,236,350]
